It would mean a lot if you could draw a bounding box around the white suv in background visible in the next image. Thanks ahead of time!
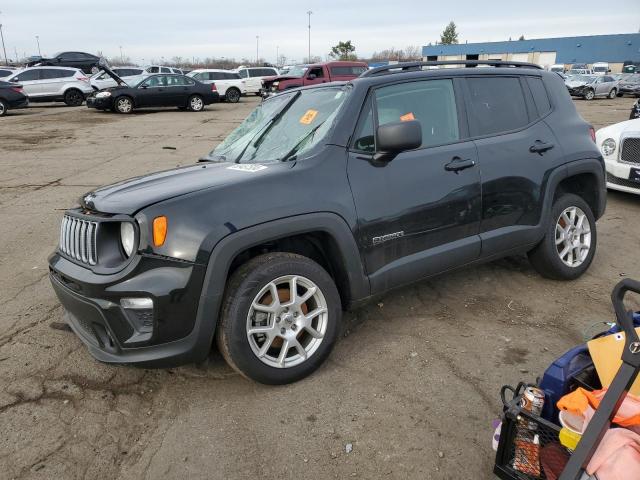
[597,118,640,195]
[234,66,279,95]
[90,66,145,90]
[5,67,93,106]
[187,69,246,103]
[144,65,184,75]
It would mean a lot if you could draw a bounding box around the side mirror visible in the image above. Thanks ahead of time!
[139,84,148,89]
[308,73,317,80]
[374,120,422,161]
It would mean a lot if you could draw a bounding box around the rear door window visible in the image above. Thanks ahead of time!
[14,69,41,81]
[248,69,263,78]
[465,77,529,137]
[160,67,171,73]
[374,79,460,148]
[330,66,367,76]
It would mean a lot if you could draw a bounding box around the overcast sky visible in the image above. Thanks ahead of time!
[1,0,639,64]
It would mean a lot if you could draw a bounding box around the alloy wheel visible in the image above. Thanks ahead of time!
[116,98,132,113]
[0,102,6,116]
[585,90,595,100]
[555,206,592,267]
[226,89,240,103]
[190,96,203,111]
[246,275,328,369]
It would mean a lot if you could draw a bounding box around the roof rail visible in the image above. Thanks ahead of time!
[361,60,543,77]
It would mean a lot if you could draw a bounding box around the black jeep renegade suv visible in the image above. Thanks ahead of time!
[49,61,606,384]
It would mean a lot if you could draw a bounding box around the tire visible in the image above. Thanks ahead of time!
[225,87,241,103]
[216,252,342,384]
[64,89,84,107]
[527,193,597,280]
[608,89,617,99]
[187,94,204,112]
[0,99,7,116]
[583,89,595,100]
[114,96,133,114]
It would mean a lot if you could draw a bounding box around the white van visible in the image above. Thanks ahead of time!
[592,62,610,75]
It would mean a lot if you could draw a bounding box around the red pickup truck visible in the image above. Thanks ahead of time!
[261,61,368,97]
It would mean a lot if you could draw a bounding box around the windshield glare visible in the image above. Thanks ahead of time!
[572,75,595,82]
[210,86,349,164]
[286,66,308,78]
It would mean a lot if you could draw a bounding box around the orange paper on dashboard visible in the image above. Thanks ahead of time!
[300,109,318,125]
[587,327,640,396]
[400,112,415,122]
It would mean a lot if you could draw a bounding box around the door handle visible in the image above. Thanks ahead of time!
[529,140,555,154]
[445,157,476,173]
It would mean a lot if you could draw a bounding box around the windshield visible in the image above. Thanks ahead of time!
[571,75,595,82]
[209,86,349,164]
[593,66,607,72]
[285,66,308,78]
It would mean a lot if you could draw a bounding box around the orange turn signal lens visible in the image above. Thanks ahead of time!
[153,216,167,247]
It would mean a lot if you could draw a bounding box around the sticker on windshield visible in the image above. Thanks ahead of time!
[400,112,415,122]
[227,164,268,172]
[300,109,319,125]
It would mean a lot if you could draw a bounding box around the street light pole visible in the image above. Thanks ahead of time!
[119,46,124,63]
[307,10,312,63]
[35,35,41,57]
[0,24,7,65]
[256,35,259,64]
[276,45,279,67]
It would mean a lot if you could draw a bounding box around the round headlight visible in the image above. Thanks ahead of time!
[601,138,616,156]
[272,81,279,86]
[120,222,135,257]
[96,91,112,98]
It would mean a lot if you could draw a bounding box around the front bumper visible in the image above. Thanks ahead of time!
[604,156,640,194]
[86,95,113,109]
[48,251,216,367]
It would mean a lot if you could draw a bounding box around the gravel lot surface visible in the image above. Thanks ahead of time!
[0,95,638,479]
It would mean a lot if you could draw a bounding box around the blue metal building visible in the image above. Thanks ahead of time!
[422,33,640,70]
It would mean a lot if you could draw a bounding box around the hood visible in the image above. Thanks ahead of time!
[81,162,274,214]
[566,80,590,88]
[263,75,302,84]
[596,118,640,142]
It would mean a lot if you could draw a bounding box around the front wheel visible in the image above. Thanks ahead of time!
[187,94,204,111]
[584,89,595,100]
[0,99,7,116]
[608,89,617,99]
[216,253,342,384]
[114,96,133,114]
[528,193,597,280]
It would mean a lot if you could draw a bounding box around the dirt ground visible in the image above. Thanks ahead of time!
[0,95,638,480]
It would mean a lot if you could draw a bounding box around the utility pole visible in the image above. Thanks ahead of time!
[276,45,279,67]
[35,35,41,57]
[307,10,312,63]
[14,46,18,63]
[256,35,259,64]
[119,46,124,63]
[0,11,7,65]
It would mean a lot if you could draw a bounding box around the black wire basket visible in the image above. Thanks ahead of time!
[494,383,571,480]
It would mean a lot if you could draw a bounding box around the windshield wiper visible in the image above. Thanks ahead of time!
[235,91,301,163]
[279,121,326,163]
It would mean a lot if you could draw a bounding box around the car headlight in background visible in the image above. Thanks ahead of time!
[120,222,135,257]
[601,138,616,157]
[95,91,112,98]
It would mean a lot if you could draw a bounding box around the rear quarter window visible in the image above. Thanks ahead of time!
[465,77,529,137]
[330,66,367,76]
[526,77,552,117]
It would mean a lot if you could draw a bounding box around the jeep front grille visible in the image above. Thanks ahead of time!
[621,137,640,166]
[59,215,98,265]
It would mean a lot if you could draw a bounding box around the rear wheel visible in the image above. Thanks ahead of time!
[64,89,84,107]
[528,194,597,280]
[0,99,7,116]
[187,94,204,111]
[114,96,133,114]
[216,253,341,384]
[583,89,595,100]
[225,87,241,103]
[608,89,617,99]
